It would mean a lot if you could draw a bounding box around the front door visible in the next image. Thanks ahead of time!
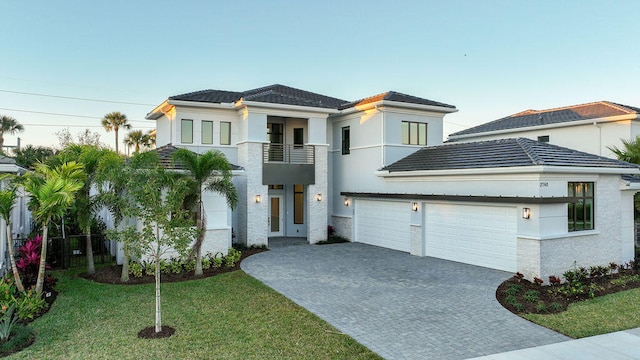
[269,195,284,236]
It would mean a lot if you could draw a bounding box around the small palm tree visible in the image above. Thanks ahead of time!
[21,162,84,294]
[609,136,640,164]
[124,130,155,153]
[0,115,24,150]
[101,112,131,154]
[0,179,24,292]
[172,149,238,276]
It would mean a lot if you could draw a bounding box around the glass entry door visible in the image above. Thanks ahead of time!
[269,195,284,236]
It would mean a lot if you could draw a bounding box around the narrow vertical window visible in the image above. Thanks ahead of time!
[181,119,193,144]
[341,126,350,155]
[294,184,304,224]
[220,122,231,145]
[202,121,213,144]
[294,128,304,148]
[568,182,594,231]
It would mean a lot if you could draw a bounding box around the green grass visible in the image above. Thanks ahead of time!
[9,269,380,359]
[523,287,640,338]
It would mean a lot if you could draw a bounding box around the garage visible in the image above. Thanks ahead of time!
[354,199,411,252]
[425,203,517,272]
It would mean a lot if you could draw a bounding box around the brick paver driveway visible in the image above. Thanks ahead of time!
[241,242,568,360]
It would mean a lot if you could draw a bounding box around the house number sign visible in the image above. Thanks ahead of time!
[539,182,548,187]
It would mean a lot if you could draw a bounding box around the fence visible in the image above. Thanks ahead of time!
[14,234,114,270]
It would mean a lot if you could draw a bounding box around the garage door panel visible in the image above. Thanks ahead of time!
[425,203,517,272]
[355,200,410,253]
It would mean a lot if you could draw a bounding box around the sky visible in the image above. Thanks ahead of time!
[1,1,639,152]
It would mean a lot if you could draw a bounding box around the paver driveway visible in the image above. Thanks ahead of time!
[241,242,568,360]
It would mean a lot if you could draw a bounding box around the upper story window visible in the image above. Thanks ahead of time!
[220,122,231,145]
[342,126,350,155]
[401,121,427,145]
[538,135,550,143]
[202,121,213,144]
[181,119,193,144]
[568,182,594,232]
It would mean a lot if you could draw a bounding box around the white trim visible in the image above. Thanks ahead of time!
[518,230,600,241]
[376,165,640,178]
[336,100,458,116]
[236,100,339,115]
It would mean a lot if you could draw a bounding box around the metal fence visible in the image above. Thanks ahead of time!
[14,234,114,270]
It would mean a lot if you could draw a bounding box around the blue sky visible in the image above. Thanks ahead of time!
[1,1,639,150]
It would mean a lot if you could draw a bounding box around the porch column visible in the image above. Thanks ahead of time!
[307,144,328,243]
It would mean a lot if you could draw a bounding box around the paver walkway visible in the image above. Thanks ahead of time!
[241,242,568,360]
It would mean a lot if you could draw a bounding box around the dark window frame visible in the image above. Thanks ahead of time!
[294,184,304,224]
[538,135,550,143]
[568,182,595,232]
[341,126,350,155]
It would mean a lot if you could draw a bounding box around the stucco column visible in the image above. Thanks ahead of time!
[307,144,328,243]
[237,141,268,247]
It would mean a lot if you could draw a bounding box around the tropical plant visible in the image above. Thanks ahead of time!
[0,115,24,150]
[15,236,43,288]
[20,162,84,294]
[609,136,640,213]
[124,130,154,153]
[0,180,24,292]
[12,145,56,170]
[0,304,18,342]
[172,149,238,276]
[101,111,131,154]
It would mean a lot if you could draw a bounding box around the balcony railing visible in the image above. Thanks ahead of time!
[263,144,315,164]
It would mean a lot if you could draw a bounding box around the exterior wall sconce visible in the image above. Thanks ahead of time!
[412,202,419,211]
[522,207,531,219]
[316,193,322,201]
[344,197,350,206]
[255,195,261,203]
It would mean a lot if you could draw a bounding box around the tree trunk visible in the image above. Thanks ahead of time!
[6,224,24,292]
[85,231,95,275]
[115,129,119,154]
[155,255,161,333]
[194,198,204,276]
[35,222,48,294]
[120,243,130,282]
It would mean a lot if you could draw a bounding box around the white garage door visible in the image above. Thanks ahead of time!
[425,203,517,272]
[355,200,411,252]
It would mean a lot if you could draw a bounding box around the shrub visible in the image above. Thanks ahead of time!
[504,284,522,296]
[202,258,211,270]
[563,263,588,284]
[533,277,544,286]
[0,304,18,342]
[0,323,34,356]
[505,294,518,306]
[16,236,45,288]
[14,289,46,321]
[610,274,640,287]
[535,301,548,313]
[513,302,525,312]
[550,302,564,312]
[224,248,242,268]
[128,262,143,278]
[548,275,561,286]
[523,290,540,303]
[0,278,16,305]
[514,272,524,282]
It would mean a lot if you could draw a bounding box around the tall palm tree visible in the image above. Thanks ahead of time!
[0,179,24,292]
[101,112,131,154]
[172,149,238,276]
[124,130,154,153]
[0,115,24,151]
[21,162,84,294]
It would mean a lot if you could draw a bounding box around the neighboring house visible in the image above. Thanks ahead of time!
[0,156,30,275]
[147,85,640,280]
[447,101,640,158]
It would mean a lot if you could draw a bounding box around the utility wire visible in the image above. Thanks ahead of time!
[0,107,154,123]
[0,89,156,106]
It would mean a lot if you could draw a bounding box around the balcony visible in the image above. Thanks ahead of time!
[263,144,315,185]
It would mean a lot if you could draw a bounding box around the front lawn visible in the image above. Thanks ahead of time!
[523,288,640,338]
[9,269,380,359]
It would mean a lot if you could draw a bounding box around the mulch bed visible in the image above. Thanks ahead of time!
[138,326,176,339]
[80,247,268,285]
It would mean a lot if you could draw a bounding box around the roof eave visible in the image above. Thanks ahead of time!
[377,165,640,178]
[146,100,174,120]
[339,99,457,116]
[235,100,340,114]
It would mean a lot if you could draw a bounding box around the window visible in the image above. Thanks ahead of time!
[538,135,550,143]
[401,121,427,145]
[220,122,231,145]
[294,184,304,224]
[341,126,350,155]
[568,182,594,231]
[202,121,213,144]
[181,119,193,144]
[294,128,304,148]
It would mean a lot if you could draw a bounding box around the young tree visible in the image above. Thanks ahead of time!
[21,162,84,294]
[101,112,131,154]
[125,151,196,332]
[0,177,24,291]
[172,149,237,276]
[0,115,24,150]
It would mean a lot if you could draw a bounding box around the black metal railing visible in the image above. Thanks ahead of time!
[263,144,314,164]
[14,234,114,270]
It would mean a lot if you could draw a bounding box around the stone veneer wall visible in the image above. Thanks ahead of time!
[331,215,352,240]
[307,145,328,243]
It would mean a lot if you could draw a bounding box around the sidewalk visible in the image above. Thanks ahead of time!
[469,328,640,359]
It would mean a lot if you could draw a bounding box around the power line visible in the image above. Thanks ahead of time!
[0,107,154,123]
[0,89,156,106]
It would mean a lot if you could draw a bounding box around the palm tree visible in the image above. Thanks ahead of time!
[21,162,84,294]
[609,136,640,164]
[172,149,238,276]
[0,115,24,151]
[0,179,24,292]
[124,130,154,153]
[101,112,131,154]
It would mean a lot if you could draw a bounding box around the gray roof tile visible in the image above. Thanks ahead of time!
[339,91,456,110]
[450,101,640,138]
[382,138,639,172]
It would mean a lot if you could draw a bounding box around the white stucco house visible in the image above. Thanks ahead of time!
[146,85,640,280]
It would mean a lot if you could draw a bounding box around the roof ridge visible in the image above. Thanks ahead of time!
[515,138,542,165]
[601,101,639,114]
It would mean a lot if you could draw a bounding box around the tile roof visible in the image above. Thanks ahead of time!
[449,101,640,138]
[169,84,455,111]
[154,144,243,171]
[339,91,456,110]
[382,138,639,172]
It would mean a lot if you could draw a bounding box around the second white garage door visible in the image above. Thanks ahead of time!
[425,203,517,272]
[355,200,411,253]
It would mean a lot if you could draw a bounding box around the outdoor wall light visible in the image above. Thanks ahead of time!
[344,197,350,206]
[412,202,419,211]
[255,195,261,203]
[522,207,531,219]
[316,193,322,201]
